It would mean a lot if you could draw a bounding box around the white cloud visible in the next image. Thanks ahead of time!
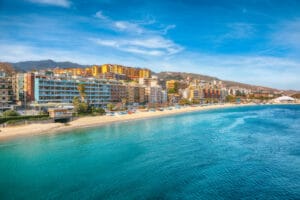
[92,11,182,56]
[216,23,255,43]
[93,36,182,56]
[28,0,71,7]
[114,21,144,34]
[162,24,176,34]
[94,11,107,20]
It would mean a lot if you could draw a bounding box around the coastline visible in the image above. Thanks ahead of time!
[0,103,297,141]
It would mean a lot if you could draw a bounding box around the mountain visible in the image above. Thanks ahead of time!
[10,59,87,72]
[154,71,282,92]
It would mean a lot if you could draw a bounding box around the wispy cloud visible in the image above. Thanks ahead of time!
[162,24,176,34]
[114,21,145,34]
[93,36,182,56]
[94,11,107,20]
[216,22,255,44]
[271,18,300,52]
[27,0,71,8]
[93,10,182,56]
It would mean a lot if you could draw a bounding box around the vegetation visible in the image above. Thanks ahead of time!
[225,95,237,103]
[3,110,20,117]
[192,99,200,104]
[73,96,89,114]
[168,88,176,94]
[167,81,179,94]
[77,83,86,102]
[107,103,114,111]
[0,114,49,124]
[91,107,106,115]
[179,98,191,105]
[121,98,127,110]
[72,97,106,116]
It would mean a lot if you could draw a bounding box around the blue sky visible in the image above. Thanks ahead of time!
[0,0,300,90]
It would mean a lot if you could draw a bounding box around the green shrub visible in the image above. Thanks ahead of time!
[0,114,49,124]
[3,110,19,117]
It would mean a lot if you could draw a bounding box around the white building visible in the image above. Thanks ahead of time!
[273,96,295,104]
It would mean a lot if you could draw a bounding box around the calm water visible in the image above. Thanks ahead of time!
[0,105,300,199]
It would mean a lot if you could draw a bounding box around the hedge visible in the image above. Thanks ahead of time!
[0,114,49,124]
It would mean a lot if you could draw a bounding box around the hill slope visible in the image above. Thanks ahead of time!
[155,71,280,92]
[10,59,87,71]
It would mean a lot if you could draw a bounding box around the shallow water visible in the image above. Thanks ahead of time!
[0,105,299,199]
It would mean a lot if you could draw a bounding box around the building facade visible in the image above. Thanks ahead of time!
[34,77,115,107]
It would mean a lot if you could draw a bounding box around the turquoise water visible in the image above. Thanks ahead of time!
[0,105,300,199]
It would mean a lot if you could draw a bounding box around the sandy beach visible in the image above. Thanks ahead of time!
[0,103,268,141]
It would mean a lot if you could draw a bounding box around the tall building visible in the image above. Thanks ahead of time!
[0,63,15,110]
[53,64,151,80]
[145,86,163,104]
[24,73,35,102]
[111,84,127,103]
[34,76,117,107]
[0,75,14,111]
[15,73,25,105]
[127,84,145,104]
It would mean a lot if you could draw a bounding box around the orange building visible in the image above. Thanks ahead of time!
[53,64,151,80]
[24,73,35,102]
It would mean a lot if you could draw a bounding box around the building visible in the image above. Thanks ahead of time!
[34,76,117,107]
[53,64,151,80]
[24,73,35,102]
[111,84,127,103]
[14,73,25,105]
[0,74,14,111]
[166,80,177,90]
[145,86,163,104]
[0,63,15,111]
[127,84,145,104]
[273,96,296,104]
[139,77,158,87]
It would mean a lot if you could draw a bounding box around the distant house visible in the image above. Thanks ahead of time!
[273,96,296,104]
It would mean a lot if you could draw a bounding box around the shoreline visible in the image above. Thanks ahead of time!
[0,103,298,142]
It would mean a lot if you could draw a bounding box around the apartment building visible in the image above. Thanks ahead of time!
[127,84,145,104]
[34,76,118,107]
[0,63,15,110]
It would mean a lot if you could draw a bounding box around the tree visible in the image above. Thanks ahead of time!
[73,96,88,114]
[235,90,242,96]
[107,103,114,111]
[192,99,200,104]
[77,83,86,102]
[225,95,236,103]
[121,98,127,110]
[73,97,80,113]
[3,110,19,117]
[179,98,190,105]
[168,88,176,94]
[174,82,179,93]
[92,107,106,115]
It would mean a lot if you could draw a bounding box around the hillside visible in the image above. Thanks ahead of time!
[10,59,87,72]
[155,71,281,92]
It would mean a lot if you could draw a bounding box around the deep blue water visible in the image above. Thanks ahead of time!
[0,105,300,199]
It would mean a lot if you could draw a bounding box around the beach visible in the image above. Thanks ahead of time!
[0,103,262,141]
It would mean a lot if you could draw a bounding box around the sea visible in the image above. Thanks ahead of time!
[0,105,299,199]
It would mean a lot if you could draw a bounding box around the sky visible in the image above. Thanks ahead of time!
[0,0,300,90]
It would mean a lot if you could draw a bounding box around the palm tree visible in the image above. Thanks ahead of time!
[121,98,127,110]
[77,84,86,102]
